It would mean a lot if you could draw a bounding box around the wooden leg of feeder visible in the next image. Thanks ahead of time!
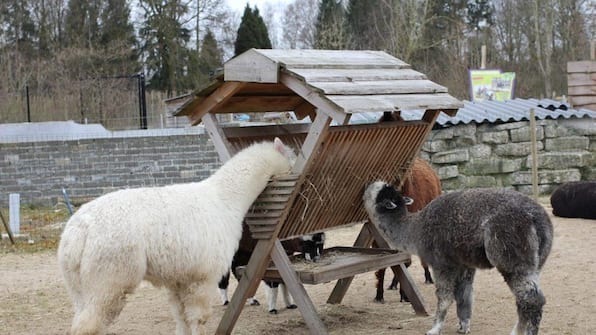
[271,240,328,335]
[394,263,429,316]
[216,239,275,335]
[367,223,429,316]
[327,223,376,304]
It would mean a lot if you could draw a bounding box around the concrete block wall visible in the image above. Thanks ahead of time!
[1,135,218,206]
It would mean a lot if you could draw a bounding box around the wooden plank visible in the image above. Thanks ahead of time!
[271,240,328,334]
[280,71,350,124]
[570,95,596,106]
[215,95,304,113]
[567,72,596,85]
[568,85,596,96]
[288,68,426,83]
[311,80,447,95]
[188,81,246,125]
[567,61,596,73]
[367,223,429,315]
[224,49,279,83]
[327,222,375,304]
[216,240,276,334]
[258,49,411,69]
[294,101,316,120]
[202,113,232,162]
[291,112,330,174]
[328,93,464,113]
[575,103,596,111]
[223,123,312,139]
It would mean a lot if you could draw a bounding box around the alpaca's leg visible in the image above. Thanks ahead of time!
[374,268,386,303]
[168,289,191,335]
[503,272,545,335]
[173,282,213,335]
[281,283,297,309]
[218,271,230,305]
[454,268,476,334]
[426,267,457,335]
[266,281,280,314]
[421,258,434,284]
[70,263,141,335]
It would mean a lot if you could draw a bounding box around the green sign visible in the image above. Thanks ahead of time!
[469,70,516,101]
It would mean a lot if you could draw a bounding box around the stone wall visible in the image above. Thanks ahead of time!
[1,117,595,207]
[421,118,596,194]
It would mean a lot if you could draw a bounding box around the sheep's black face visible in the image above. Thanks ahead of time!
[363,181,410,221]
[301,232,325,262]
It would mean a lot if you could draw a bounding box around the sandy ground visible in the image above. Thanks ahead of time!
[1,207,595,335]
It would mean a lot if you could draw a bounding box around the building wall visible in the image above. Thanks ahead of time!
[1,118,595,207]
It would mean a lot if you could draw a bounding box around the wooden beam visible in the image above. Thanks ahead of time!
[292,112,330,174]
[188,81,246,125]
[367,223,429,315]
[216,239,276,335]
[202,113,233,162]
[327,222,375,304]
[280,72,350,124]
[271,240,328,334]
[216,95,303,113]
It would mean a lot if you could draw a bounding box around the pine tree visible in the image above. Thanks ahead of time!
[138,0,192,93]
[199,29,223,79]
[234,4,272,57]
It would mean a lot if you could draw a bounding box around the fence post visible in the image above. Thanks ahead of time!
[26,85,31,122]
[9,193,20,235]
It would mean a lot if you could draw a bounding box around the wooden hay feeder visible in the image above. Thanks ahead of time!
[174,49,462,334]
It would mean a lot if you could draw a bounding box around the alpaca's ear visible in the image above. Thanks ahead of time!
[382,199,398,210]
[273,137,285,154]
[404,196,414,206]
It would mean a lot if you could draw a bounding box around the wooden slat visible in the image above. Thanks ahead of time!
[258,49,411,69]
[288,68,426,83]
[280,72,349,124]
[568,85,596,96]
[214,95,304,113]
[188,81,246,125]
[570,95,596,106]
[311,80,447,95]
[278,121,430,239]
[567,61,596,73]
[327,93,464,113]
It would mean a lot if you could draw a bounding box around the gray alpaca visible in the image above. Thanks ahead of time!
[363,182,553,335]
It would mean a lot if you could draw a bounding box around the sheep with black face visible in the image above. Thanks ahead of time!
[363,181,553,335]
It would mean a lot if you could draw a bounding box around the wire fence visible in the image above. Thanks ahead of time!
[0,76,175,131]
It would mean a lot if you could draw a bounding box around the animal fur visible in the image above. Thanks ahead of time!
[364,182,553,335]
[58,138,294,335]
[374,157,441,303]
[550,180,596,219]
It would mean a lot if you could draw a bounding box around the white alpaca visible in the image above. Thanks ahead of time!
[57,138,294,335]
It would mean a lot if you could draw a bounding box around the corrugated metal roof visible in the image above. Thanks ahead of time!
[398,98,596,127]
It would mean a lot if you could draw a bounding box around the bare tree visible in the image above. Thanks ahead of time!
[281,0,318,49]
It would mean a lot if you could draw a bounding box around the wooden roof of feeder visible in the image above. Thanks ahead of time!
[175,49,463,240]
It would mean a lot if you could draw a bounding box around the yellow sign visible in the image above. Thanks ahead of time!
[469,70,515,101]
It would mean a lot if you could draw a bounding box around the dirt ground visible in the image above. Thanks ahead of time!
[1,204,595,335]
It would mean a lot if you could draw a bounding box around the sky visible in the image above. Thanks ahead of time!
[226,0,293,13]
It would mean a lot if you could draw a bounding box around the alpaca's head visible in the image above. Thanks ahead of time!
[363,181,412,225]
[272,137,296,174]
